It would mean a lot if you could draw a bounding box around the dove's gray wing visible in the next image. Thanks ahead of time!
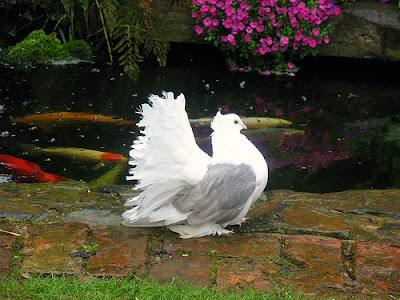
[172,163,257,225]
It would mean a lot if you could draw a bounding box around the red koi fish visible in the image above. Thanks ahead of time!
[0,155,69,183]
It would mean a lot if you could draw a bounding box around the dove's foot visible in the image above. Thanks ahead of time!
[168,223,231,239]
[236,218,248,227]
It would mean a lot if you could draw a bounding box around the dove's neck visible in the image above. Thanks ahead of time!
[211,130,268,179]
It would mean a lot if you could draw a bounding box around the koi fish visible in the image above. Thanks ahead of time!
[19,144,127,163]
[0,155,69,182]
[11,112,136,129]
[89,162,126,188]
[189,116,292,129]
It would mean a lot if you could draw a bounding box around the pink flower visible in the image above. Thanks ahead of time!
[203,17,212,26]
[209,6,217,14]
[323,36,330,43]
[200,4,209,13]
[256,25,264,32]
[309,39,317,48]
[258,46,268,55]
[238,22,246,31]
[280,36,289,46]
[333,6,341,16]
[227,34,236,46]
[223,19,232,29]
[288,62,295,69]
[250,21,258,28]
[237,11,248,20]
[244,34,251,42]
[194,25,204,35]
[225,7,235,16]
[240,2,251,10]
[312,28,320,36]
[246,27,253,34]
[295,33,303,41]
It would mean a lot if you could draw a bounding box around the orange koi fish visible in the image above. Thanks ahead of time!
[11,112,136,129]
[0,155,69,183]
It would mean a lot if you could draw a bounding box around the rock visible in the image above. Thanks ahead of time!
[65,209,123,226]
[355,241,400,295]
[21,223,88,275]
[87,226,147,277]
[0,182,124,223]
[243,189,400,244]
[0,248,12,278]
[281,235,345,290]
[149,255,214,287]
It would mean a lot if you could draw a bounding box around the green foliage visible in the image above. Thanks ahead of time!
[77,242,99,252]
[98,0,170,81]
[63,39,93,59]
[0,274,307,300]
[7,30,92,64]
[2,0,169,81]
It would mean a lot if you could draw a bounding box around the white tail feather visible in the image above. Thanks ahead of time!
[124,92,211,227]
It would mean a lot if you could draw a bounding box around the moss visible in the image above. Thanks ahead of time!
[63,39,92,60]
[7,30,92,65]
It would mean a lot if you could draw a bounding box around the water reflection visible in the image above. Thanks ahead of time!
[1,54,400,192]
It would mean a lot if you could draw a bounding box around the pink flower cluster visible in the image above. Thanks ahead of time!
[192,0,341,73]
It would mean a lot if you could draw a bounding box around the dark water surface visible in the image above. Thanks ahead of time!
[1,44,400,192]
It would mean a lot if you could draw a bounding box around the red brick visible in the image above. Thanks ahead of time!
[0,222,17,247]
[87,226,147,277]
[149,255,214,287]
[355,242,400,295]
[22,223,87,275]
[216,259,279,292]
[0,248,12,278]
[282,235,345,290]
[164,233,281,258]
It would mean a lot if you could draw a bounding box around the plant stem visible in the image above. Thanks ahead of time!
[95,0,113,63]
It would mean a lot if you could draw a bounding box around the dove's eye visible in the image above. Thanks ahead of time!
[234,120,239,124]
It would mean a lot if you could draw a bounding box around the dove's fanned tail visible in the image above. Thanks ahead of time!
[124,92,211,226]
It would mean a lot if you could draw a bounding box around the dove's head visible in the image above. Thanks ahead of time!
[211,111,247,132]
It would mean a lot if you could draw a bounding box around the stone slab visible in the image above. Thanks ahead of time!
[0,248,12,278]
[149,254,214,287]
[87,226,147,277]
[22,222,87,275]
[163,233,281,259]
[216,259,280,292]
[245,189,400,244]
[355,241,400,295]
[281,235,345,291]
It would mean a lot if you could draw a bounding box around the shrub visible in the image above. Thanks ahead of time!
[7,30,92,64]
[192,0,342,75]
[63,40,93,60]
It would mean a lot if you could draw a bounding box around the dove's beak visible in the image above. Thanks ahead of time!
[241,121,247,130]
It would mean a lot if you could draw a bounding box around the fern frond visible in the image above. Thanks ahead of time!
[102,0,118,36]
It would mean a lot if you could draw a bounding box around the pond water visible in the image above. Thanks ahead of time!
[1,44,400,193]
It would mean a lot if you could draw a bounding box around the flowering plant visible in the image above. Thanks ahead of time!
[192,0,341,75]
